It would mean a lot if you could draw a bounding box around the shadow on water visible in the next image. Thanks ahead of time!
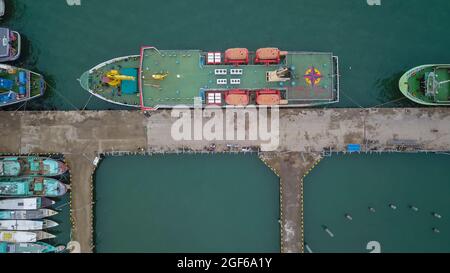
[12,32,39,68]
[1,0,17,23]
[374,71,419,108]
[1,0,27,23]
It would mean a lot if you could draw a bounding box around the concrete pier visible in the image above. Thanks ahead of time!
[144,108,450,153]
[1,108,449,252]
[260,152,321,253]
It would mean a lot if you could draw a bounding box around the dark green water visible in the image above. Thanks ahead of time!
[94,154,280,253]
[304,153,450,253]
[48,193,71,248]
[3,0,450,110]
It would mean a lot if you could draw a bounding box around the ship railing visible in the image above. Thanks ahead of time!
[89,55,140,73]
[322,149,450,157]
[333,55,340,104]
[11,31,21,61]
[322,147,333,157]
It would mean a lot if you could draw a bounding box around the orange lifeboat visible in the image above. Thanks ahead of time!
[256,90,281,105]
[224,48,249,65]
[255,48,287,64]
[225,90,249,106]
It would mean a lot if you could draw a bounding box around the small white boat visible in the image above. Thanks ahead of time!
[0,231,55,243]
[0,220,59,231]
[0,197,55,210]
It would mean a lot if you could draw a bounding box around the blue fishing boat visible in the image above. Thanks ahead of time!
[0,156,69,177]
[0,64,45,107]
[0,177,68,197]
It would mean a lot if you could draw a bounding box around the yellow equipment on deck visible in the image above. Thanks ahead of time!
[105,70,136,87]
[152,73,169,81]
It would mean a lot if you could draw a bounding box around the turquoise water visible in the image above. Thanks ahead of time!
[304,153,450,253]
[3,0,450,110]
[94,154,280,253]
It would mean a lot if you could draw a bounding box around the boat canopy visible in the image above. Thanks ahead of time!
[0,161,20,176]
[0,28,10,58]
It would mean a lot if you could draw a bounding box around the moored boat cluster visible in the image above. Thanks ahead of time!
[0,18,46,108]
[0,156,70,253]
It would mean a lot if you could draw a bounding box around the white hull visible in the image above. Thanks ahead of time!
[0,220,58,231]
[80,55,141,108]
[0,209,58,220]
[0,231,55,243]
[0,198,55,210]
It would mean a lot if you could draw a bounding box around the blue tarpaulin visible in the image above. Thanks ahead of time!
[19,71,27,85]
[347,144,361,153]
[0,91,16,103]
[19,85,26,95]
[0,78,13,89]
[120,68,138,94]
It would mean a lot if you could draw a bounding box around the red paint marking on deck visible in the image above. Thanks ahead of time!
[139,46,156,111]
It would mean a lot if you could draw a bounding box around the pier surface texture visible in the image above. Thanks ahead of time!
[1,108,450,252]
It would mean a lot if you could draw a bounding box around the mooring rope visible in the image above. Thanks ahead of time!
[368,97,407,109]
[82,94,93,111]
[340,90,409,110]
[44,81,80,111]
[340,90,365,109]
[55,202,70,210]
[12,101,26,112]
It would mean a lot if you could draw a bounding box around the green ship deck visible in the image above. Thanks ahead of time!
[81,47,339,110]
[399,65,450,106]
